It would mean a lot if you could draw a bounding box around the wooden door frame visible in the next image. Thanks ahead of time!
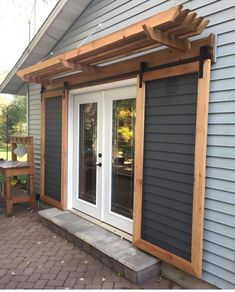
[133,60,211,277]
[40,88,68,210]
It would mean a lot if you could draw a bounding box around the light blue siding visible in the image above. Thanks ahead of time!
[27,0,235,288]
[28,83,41,194]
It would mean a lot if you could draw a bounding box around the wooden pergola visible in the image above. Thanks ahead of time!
[17,5,211,88]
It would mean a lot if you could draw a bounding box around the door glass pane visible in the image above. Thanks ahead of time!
[79,103,97,204]
[111,99,136,219]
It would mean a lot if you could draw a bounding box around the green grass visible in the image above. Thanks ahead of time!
[0,147,12,160]
[0,147,26,161]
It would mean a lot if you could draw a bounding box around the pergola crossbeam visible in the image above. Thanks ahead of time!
[176,16,204,38]
[60,59,99,73]
[23,75,50,85]
[142,25,190,51]
[160,8,190,31]
[178,19,210,39]
[43,35,214,90]
[166,12,197,35]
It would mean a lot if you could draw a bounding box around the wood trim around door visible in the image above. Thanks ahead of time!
[61,88,69,210]
[133,60,211,277]
[40,89,68,210]
[133,76,146,243]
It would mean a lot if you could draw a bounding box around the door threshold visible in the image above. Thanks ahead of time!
[71,208,132,242]
[39,208,160,284]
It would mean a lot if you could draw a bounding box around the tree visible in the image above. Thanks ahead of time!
[0,95,26,158]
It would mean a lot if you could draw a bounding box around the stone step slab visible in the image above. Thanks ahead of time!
[39,208,160,284]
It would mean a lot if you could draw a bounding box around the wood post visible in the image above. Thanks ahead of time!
[11,143,17,161]
[133,75,145,243]
[191,58,211,277]
[5,177,12,216]
[29,174,36,208]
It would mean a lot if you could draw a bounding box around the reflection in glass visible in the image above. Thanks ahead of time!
[79,103,97,204]
[111,99,136,218]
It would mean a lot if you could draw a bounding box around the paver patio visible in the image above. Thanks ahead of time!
[0,204,181,289]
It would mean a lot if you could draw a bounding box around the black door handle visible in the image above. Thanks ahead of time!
[96,162,102,167]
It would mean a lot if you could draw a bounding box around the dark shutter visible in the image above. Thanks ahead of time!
[142,73,198,261]
[44,96,62,202]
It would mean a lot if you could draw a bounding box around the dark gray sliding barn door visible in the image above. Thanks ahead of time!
[142,73,198,261]
[44,96,62,203]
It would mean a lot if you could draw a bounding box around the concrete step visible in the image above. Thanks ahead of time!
[161,262,217,289]
[39,208,160,284]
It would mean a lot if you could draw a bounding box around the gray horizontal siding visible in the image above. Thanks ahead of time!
[28,83,41,195]
[203,0,235,285]
[27,0,235,288]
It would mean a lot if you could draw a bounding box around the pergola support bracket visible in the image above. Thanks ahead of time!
[139,62,146,88]
[199,45,213,78]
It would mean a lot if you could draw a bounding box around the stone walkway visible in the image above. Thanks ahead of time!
[0,204,181,289]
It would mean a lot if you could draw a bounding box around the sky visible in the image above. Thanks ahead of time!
[0,0,59,101]
[0,0,59,71]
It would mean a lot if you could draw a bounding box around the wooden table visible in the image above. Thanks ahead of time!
[0,160,35,216]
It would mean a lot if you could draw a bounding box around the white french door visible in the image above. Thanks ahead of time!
[72,82,136,234]
[72,91,103,219]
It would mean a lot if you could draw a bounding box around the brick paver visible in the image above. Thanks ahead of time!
[0,204,181,289]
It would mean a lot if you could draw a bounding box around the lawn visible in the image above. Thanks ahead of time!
[0,147,12,160]
[0,146,26,161]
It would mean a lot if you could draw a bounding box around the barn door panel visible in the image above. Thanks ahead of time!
[142,72,198,261]
[41,89,68,209]
[133,60,211,277]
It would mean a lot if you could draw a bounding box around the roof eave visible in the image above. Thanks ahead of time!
[0,0,91,94]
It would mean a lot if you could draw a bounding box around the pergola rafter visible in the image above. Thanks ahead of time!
[16,4,210,85]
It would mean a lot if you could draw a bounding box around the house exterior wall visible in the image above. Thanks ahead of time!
[28,0,235,288]
[28,83,41,195]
